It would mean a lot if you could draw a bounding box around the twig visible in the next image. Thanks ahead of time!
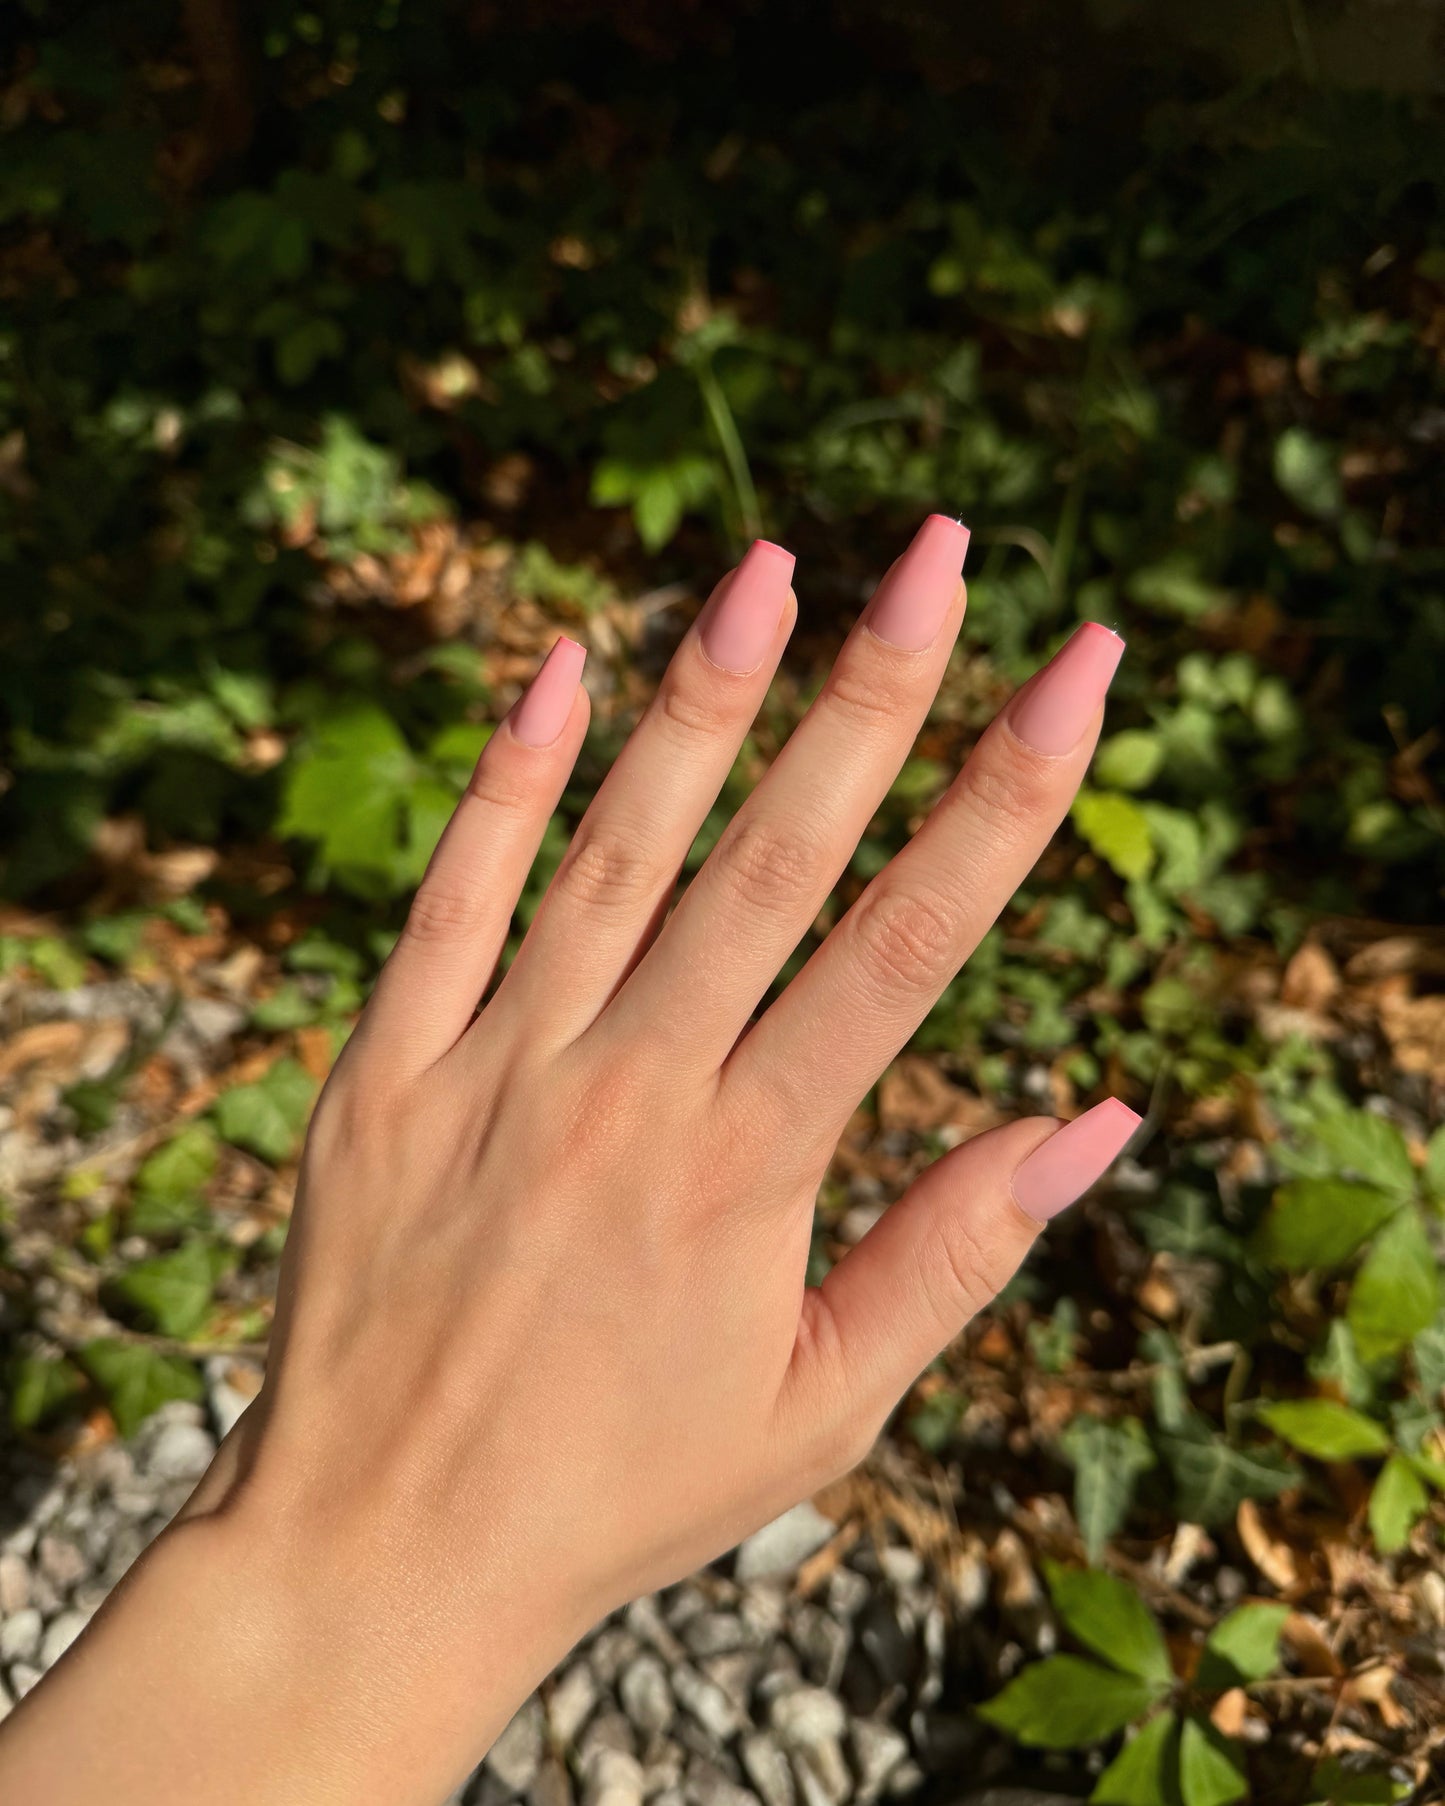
[39,1315,269,1363]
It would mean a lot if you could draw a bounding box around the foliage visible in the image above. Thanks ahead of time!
[981,1565,1287,1805]
[0,6,1442,1793]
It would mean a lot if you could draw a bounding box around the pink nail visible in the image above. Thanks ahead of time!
[865,514,970,651]
[699,540,795,672]
[511,637,586,747]
[1009,623,1124,755]
[1012,1098,1142,1223]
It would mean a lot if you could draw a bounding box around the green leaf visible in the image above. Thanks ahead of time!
[978,1655,1160,1750]
[134,1123,218,1205]
[78,1339,204,1439]
[1368,1453,1429,1554]
[1044,1561,1172,1686]
[9,1352,86,1430]
[1178,1716,1247,1806]
[1094,731,1165,792]
[107,1237,222,1338]
[213,1058,317,1163]
[1254,1179,1402,1271]
[27,936,89,989]
[1159,1420,1300,1526]
[1423,1126,1445,1206]
[1259,1398,1391,1461]
[129,1189,212,1237]
[1413,1313,1445,1402]
[427,720,492,775]
[1308,1758,1412,1803]
[279,703,414,875]
[1347,1206,1439,1361]
[1308,1320,1379,1412]
[1072,790,1156,881]
[1274,427,1342,518]
[250,981,322,1032]
[1061,1416,1158,1564]
[1198,1603,1289,1690]
[1092,1711,1180,1806]
[1313,1111,1416,1197]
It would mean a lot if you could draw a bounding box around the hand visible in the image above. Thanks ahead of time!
[1,514,1139,1806]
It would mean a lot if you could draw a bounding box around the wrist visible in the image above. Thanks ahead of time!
[0,1494,588,1806]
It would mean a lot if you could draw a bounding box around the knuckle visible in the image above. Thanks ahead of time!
[916,1208,1009,1333]
[712,813,825,916]
[961,743,1057,828]
[848,885,956,996]
[403,880,485,946]
[658,672,731,740]
[464,760,533,815]
[553,822,655,912]
[825,655,912,728]
[306,1064,387,1165]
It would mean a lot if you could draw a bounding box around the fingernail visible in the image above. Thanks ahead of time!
[699,539,795,673]
[511,637,586,747]
[865,513,970,651]
[1011,1098,1142,1223]
[1009,622,1124,755]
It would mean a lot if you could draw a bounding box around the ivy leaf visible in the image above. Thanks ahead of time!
[1044,1561,1172,1686]
[978,1655,1160,1750]
[79,1339,204,1439]
[1259,1398,1391,1461]
[1197,1603,1289,1690]
[279,703,414,876]
[1347,1206,1439,1361]
[1308,1758,1412,1804]
[1061,1416,1158,1564]
[1312,1111,1416,1197]
[1423,1126,1445,1206]
[135,1122,219,1202]
[107,1237,226,1338]
[1072,790,1156,881]
[213,1058,317,1163]
[1254,1179,1402,1271]
[1413,1314,1445,1403]
[1178,1715,1248,1806]
[1091,1711,1181,1806]
[130,1122,219,1234]
[1368,1453,1429,1554]
[1159,1420,1300,1527]
[1094,730,1165,792]
[1273,427,1341,518]
[9,1352,86,1431]
[1308,1320,1379,1412]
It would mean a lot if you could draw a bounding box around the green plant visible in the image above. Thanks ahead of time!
[980,1564,1288,1804]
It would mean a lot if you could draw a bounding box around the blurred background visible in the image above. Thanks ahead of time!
[1,1,1444,1799]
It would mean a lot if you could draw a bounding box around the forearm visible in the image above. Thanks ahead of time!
[0,1502,583,1806]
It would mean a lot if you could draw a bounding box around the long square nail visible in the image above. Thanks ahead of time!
[1008,623,1124,755]
[865,514,970,651]
[1012,1098,1142,1222]
[512,637,586,747]
[699,540,795,673]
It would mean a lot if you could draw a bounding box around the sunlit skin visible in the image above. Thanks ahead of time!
[0,516,1139,1806]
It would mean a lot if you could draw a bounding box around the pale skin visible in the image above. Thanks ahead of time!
[0,515,1139,1806]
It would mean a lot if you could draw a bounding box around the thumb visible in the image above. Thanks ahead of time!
[779,1099,1141,1472]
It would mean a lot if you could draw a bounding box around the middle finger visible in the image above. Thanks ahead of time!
[599,513,970,1067]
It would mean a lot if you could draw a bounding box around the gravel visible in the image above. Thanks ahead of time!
[1,1397,989,1804]
[732,1506,836,1584]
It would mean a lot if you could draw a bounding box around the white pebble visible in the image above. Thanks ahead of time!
[40,1608,90,1670]
[0,1608,42,1665]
